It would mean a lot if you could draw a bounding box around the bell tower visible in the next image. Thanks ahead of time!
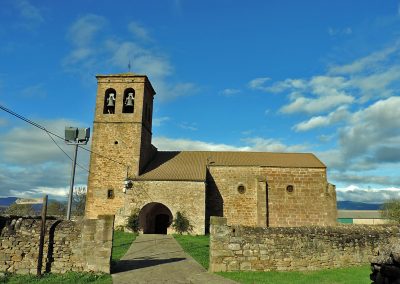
[86,73,156,218]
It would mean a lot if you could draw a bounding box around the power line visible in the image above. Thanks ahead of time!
[0,103,127,168]
[45,132,90,173]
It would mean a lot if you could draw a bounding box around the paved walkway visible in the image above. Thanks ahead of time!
[112,234,238,284]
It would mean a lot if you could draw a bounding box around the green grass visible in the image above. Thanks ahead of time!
[111,230,137,262]
[0,272,111,284]
[174,234,371,284]
[0,230,136,283]
[173,234,210,269]
[218,266,371,284]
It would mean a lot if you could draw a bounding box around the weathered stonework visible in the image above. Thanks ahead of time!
[207,166,336,228]
[0,215,114,274]
[85,73,337,235]
[116,180,206,235]
[209,216,400,272]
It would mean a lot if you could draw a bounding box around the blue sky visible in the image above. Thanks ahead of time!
[1,0,400,203]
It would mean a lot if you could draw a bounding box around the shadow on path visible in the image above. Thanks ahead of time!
[112,257,185,273]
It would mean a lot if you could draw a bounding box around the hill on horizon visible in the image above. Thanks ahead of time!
[337,201,382,210]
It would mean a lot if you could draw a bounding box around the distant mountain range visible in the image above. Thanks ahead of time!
[0,197,17,207]
[337,201,382,210]
[0,197,383,210]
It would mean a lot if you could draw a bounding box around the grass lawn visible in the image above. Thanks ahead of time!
[173,234,210,269]
[0,230,136,283]
[218,266,371,284]
[111,230,137,263]
[174,234,372,284]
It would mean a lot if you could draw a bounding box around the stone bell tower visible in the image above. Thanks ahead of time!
[85,73,156,218]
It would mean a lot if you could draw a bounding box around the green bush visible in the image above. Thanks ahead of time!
[126,209,140,233]
[172,211,193,234]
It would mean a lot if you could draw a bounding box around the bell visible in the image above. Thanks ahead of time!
[107,93,115,107]
[125,96,134,107]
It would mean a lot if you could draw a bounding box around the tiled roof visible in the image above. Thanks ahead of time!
[137,151,326,181]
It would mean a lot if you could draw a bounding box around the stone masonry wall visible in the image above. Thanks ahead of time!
[0,215,114,274]
[209,216,400,272]
[117,180,206,235]
[207,166,336,228]
[86,75,154,219]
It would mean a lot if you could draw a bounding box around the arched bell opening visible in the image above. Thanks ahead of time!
[138,202,173,234]
[122,88,135,113]
[104,88,116,114]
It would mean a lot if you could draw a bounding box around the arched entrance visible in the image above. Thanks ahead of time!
[138,202,173,234]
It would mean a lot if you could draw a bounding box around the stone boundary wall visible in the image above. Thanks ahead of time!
[209,216,400,272]
[0,215,114,274]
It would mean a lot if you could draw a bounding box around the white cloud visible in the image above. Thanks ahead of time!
[153,136,307,153]
[179,122,197,131]
[20,83,47,98]
[293,106,350,131]
[153,136,251,151]
[220,88,241,96]
[248,77,270,91]
[63,14,196,101]
[329,43,400,75]
[153,117,170,127]
[252,42,400,115]
[14,0,44,28]
[67,14,106,47]
[241,137,308,152]
[328,27,352,36]
[340,96,400,159]
[0,118,8,127]
[336,185,400,203]
[128,22,151,41]
[281,93,354,114]
[0,119,90,199]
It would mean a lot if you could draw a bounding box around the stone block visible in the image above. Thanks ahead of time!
[210,216,227,226]
[228,243,241,250]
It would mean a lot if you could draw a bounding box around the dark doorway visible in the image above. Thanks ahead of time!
[138,202,173,234]
[155,214,170,234]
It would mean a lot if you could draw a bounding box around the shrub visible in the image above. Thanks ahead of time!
[381,199,400,223]
[172,211,193,234]
[126,209,140,233]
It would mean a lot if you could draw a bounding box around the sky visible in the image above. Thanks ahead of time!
[1,0,400,203]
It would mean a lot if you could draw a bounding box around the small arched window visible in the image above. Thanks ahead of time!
[103,88,116,114]
[122,88,135,113]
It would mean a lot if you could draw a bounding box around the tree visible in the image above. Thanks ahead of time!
[4,203,36,216]
[126,209,140,233]
[47,200,66,217]
[72,187,86,216]
[381,199,400,223]
[172,211,193,234]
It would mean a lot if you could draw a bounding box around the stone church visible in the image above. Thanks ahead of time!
[85,73,337,235]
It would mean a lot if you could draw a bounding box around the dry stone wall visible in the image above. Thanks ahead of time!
[209,216,400,272]
[0,215,114,275]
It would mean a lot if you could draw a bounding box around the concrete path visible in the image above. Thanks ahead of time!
[111,234,238,284]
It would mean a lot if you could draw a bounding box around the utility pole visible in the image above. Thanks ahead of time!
[65,127,90,220]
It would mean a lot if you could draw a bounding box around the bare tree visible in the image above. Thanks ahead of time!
[72,187,86,216]
[4,203,36,216]
[47,200,67,217]
[381,199,400,223]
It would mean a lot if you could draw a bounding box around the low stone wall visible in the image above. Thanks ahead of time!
[0,215,114,274]
[209,216,400,272]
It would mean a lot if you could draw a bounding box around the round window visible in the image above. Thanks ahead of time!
[286,185,294,193]
[237,184,246,194]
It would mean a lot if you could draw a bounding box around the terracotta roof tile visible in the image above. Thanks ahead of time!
[137,151,325,181]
